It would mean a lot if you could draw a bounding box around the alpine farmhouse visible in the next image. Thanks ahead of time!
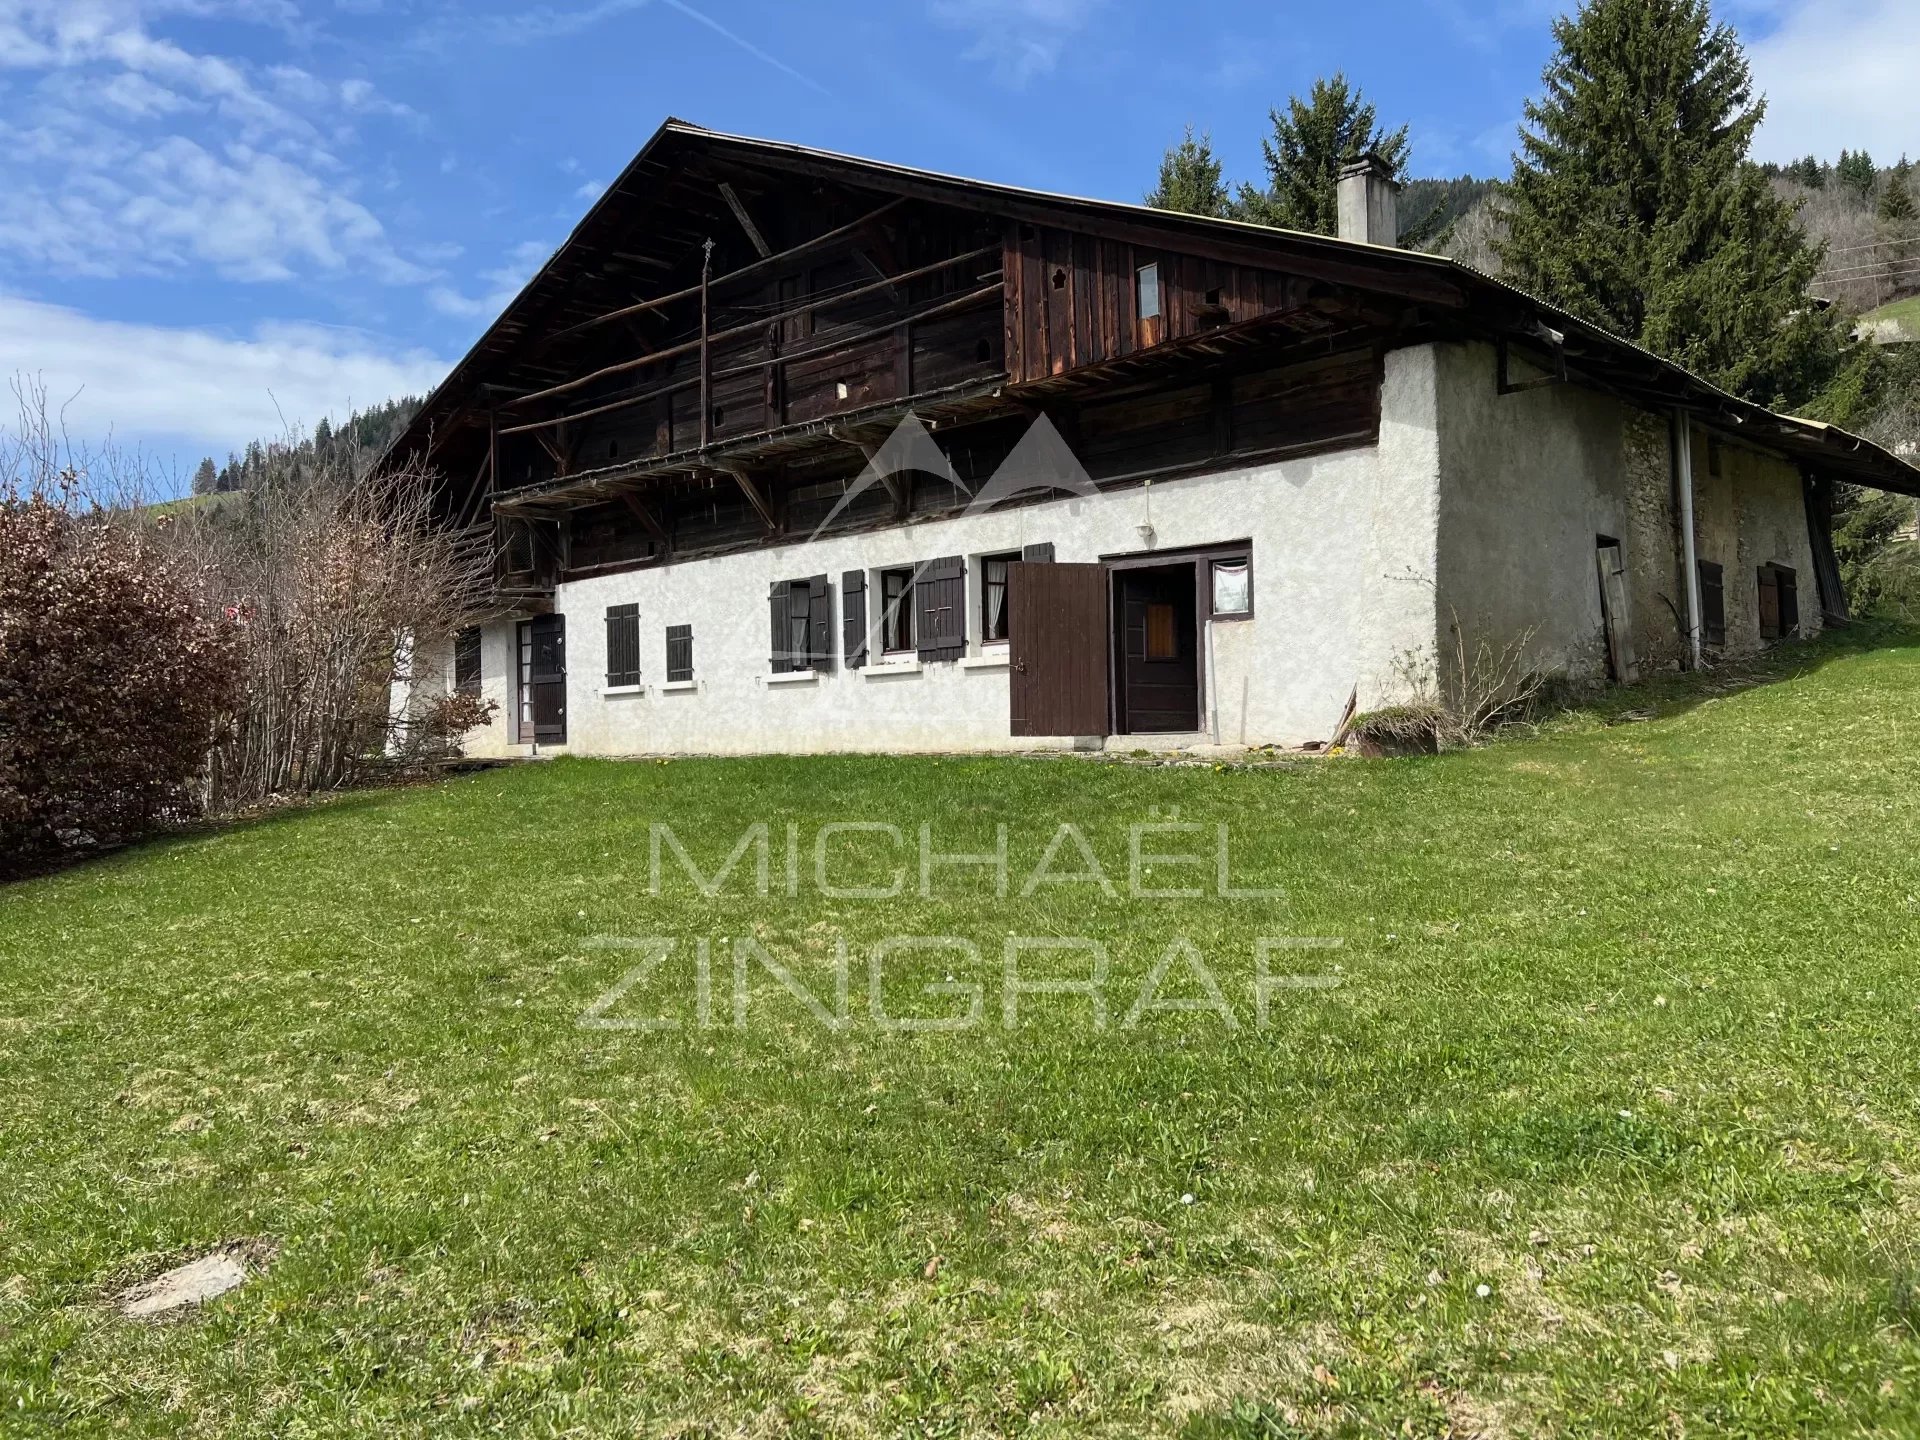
[383,119,1920,755]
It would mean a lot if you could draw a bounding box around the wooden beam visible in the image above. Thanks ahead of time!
[714,465,778,533]
[718,182,772,258]
[505,247,997,412]
[615,488,673,550]
[540,197,909,347]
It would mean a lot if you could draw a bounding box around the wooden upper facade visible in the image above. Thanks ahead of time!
[383,120,1920,603]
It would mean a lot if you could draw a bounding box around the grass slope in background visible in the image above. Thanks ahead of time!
[4,631,1920,1436]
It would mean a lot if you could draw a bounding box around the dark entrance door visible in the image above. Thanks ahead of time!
[1009,562,1110,737]
[1113,566,1200,733]
[519,614,567,744]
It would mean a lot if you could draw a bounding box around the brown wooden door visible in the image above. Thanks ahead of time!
[1009,562,1110,737]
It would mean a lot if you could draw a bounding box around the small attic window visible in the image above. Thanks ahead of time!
[1136,263,1161,321]
[607,439,620,459]
[974,337,992,363]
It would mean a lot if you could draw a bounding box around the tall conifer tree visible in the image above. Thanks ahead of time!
[1146,128,1231,217]
[1233,74,1410,235]
[1495,0,1841,406]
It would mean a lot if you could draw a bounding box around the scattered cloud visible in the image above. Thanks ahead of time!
[929,0,1108,86]
[1744,0,1920,162]
[0,0,428,284]
[574,178,607,201]
[0,291,446,457]
[427,238,553,320]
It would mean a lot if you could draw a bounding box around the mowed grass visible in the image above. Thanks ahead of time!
[1863,294,1920,340]
[6,634,1920,1437]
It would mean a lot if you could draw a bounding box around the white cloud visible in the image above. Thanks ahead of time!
[1746,0,1920,162]
[0,291,446,457]
[427,238,553,320]
[929,0,1107,85]
[0,0,428,284]
[574,178,606,201]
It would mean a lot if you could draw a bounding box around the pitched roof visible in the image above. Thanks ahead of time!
[390,118,1920,498]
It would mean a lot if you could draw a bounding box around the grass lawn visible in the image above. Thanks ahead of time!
[1863,294,1920,341]
[6,631,1920,1436]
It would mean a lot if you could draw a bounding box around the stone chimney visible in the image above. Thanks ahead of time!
[1337,152,1399,247]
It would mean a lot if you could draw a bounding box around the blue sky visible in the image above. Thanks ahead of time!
[0,0,1913,488]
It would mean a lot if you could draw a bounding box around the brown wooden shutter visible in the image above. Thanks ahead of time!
[1022,542,1055,564]
[1756,566,1780,640]
[1697,561,1725,648]
[842,569,868,669]
[1777,566,1799,637]
[769,580,793,672]
[915,555,966,662]
[605,604,640,687]
[666,624,693,683]
[806,575,835,673]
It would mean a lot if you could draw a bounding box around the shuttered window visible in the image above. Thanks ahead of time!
[770,577,834,672]
[916,555,966,663]
[842,570,868,669]
[1697,561,1725,648]
[453,627,481,696]
[666,625,693,683]
[605,604,640,687]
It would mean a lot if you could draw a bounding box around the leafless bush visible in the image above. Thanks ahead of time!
[0,385,240,872]
[1358,600,1553,753]
[167,447,494,809]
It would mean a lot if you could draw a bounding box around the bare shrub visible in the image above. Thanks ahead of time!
[169,448,494,810]
[0,391,239,872]
[1358,600,1553,754]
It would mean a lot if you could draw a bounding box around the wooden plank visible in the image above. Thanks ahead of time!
[718,182,772,258]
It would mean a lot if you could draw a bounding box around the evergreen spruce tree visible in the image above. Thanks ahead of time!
[190,457,218,496]
[1146,127,1230,217]
[1231,74,1410,236]
[1880,156,1915,224]
[1789,154,1824,189]
[1837,148,1878,200]
[1495,0,1843,406]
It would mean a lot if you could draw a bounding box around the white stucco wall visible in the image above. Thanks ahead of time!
[453,346,1447,757]
[1433,340,1821,685]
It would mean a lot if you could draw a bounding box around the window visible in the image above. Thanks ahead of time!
[1210,557,1251,617]
[605,604,640,687]
[1697,560,1726,649]
[770,577,834,674]
[453,627,481,696]
[1136,263,1161,321]
[980,551,1019,644]
[1145,602,1178,660]
[666,624,693,683]
[879,567,915,653]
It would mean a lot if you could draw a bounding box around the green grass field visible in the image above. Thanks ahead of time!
[6,631,1920,1436]
[1863,294,1920,342]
